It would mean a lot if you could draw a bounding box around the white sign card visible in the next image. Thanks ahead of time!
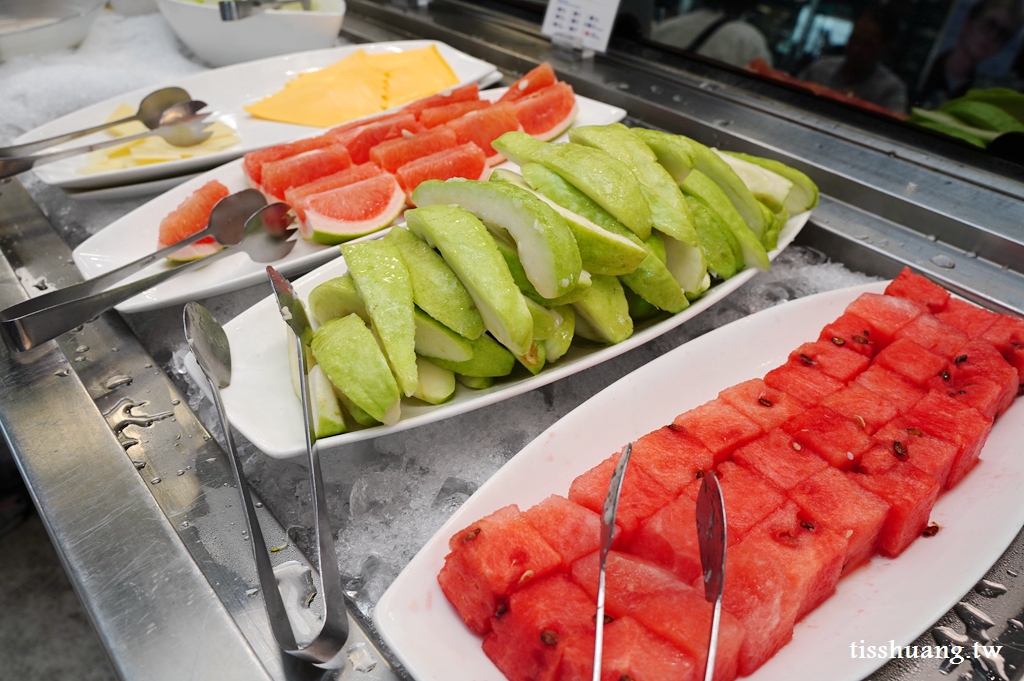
[541,0,623,54]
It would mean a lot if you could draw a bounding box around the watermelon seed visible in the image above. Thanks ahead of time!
[799,353,816,365]
[906,428,923,436]
[518,570,535,585]
[540,630,558,646]
[495,602,508,617]
[758,397,773,407]
[853,334,869,344]
[668,423,686,432]
[923,524,940,537]
[463,528,481,542]
[621,676,636,681]
[955,355,968,365]
[800,520,815,530]
[939,370,950,380]
[894,441,908,457]
[695,470,705,479]
[959,390,967,394]
[593,614,614,624]
[845,529,853,538]
[792,442,802,450]
[853,414,867,429]
[830,336,846,346]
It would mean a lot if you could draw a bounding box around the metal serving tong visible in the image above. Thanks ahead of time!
[0,87,192,158]
[0,100,212,180]
[696,471,727,681]
[184,296,349,664]
[0,191,294,352]
[219,0,311,20]
[592,442,632,680]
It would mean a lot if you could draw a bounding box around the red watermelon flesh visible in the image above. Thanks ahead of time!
[845,293,926,347]
[873,338,949,387]
[928,339,1018,418]
[157,180,229,260]
[852,447,941,557]
[718,378,805,431]
[568,450,674,543]
[284,162,382,222]
[684,463,786,540]
[671,399,763,464]
[627,494,703,582]
[242,134,335,187]
[892,314,969,360]
[499,62,558,103]
[555,616,697,681]
[628,426,712,496]
[852,365,927,412]
[733,429,828,491]
[789,341,870,383]
[483,573,595,681]
[787,467,890,571]
[300,173,405,244]
[764,363,844,406]
[368,126,459,173]
[326,110,407,138]
[872,417,958,489]
[522,495,610,571]
[747,502,847,620]
[419,99,491,128]
[781,406,873,471]
[885,268,950,312]
[403,82,479,117]
[907,392,993,487]
[571,552,744,681]
[936,297,1000,338]
[259,145,352,202]
[980,314,1024,387]
[438,504,562,635]
[513,82,579,141]
[818,312,877,357]
[329,113,423,164]
[445,102,523,164]
[396,142,489,197]
[820,385,899,435]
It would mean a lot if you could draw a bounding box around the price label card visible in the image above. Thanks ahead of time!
[541,0,622,54]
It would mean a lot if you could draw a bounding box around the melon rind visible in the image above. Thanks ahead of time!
[302,178,406,245]
[163,241,222,263]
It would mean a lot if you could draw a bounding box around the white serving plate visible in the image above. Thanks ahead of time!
[17,40,497,190]
[195,212,809,458]
[373,281,1024,681]
[71,89,626,312]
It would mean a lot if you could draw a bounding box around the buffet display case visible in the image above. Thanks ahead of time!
[2,2,1023,680]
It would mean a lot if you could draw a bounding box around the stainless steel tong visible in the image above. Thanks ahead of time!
[219,0,311,20]
[696,471,727,681]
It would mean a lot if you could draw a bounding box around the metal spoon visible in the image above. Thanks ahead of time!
[0,199,296,352]
[266,265,351,663]
[696,471,727,681]
[0,100,213,179]
[0,87,192,158]
[592,442,632,681]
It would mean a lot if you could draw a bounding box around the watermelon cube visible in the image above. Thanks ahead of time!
[764,363,844,406]
[820,384,899,435]
[781,406,874,471]
[872,417,958,489]
[571,552,745,681]
[557,616,697,681]
[788,341,870,383]
[892,313,969,360]
[418,99,491,129]
[523,495,610,571]
[329,113,423,165]
[396,142,488,196]
[884,268,950,312]
[852,365,927,412]
[845,293,926,347]
[242,133,336,186]
[927,340,1018,418]
[936,298,1000,339]
[788,467,891,570]
[482,573,595,681]
[718,378,805,431]
[628,426,713,496]
[671,399,762,464]
[368,126,459,173]
[445,102,522,164]
[684,463,786,540]
[979,314,1024,387]
[733,429,829,491]
[438,505,562,634]
[402,82,479,117]
[259,145,353,202]
[907,392,993,487]
[568,450,674,543]
[818,312,877,358]
[284,162,383,222]
[851,447,941,557]
[873,338,949,387]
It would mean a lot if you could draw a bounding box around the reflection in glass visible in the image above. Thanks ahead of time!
[651,0,774,67]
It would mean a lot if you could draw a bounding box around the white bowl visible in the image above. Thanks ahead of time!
[0,0,105,61]
[156,0,345,67]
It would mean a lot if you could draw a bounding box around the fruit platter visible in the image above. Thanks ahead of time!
[374,275,1024,681]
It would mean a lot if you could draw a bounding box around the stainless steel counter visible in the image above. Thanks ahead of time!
[2,2,1024,680]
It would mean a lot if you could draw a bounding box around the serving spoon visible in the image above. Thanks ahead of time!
[0,87,193,158]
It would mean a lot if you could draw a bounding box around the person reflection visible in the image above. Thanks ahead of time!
[798,6,908,113]
[919,0,1024,106]
[651,0,773,68]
